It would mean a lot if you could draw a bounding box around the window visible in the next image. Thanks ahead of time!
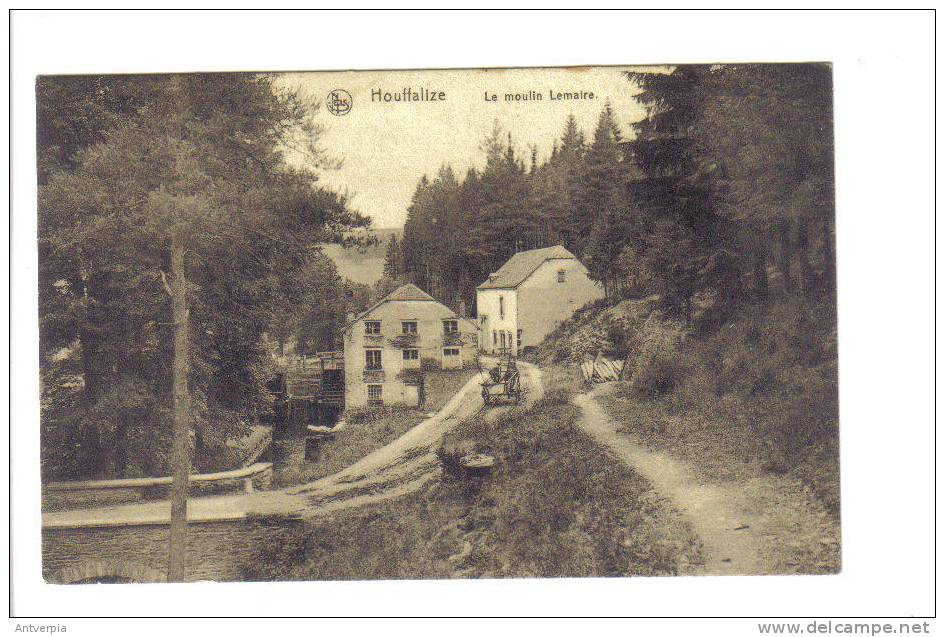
[443,320,458,334]
[443,348,460,357]
[402,349,419,361]
[364,321,381,335]
[517,329,523,346]
[492,330,497,346]
[500,332,507,349]
[557,269,566,283]
[367,384,383,405]
[401,321,417,334]
[499,296,505,319]
[365,349,382,370]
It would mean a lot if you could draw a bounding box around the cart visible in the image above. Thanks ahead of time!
[480,354,523,406]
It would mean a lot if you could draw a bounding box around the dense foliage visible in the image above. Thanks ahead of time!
[388,64,834,323]
[387,63,838,526]
[38,74,370,479]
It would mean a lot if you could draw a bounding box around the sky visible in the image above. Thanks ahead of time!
[278,66,652,229]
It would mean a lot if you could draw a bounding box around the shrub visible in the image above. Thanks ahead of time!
[631,353,686,398]
[605,319,634,359]
[436,438,479,477]
[627,315,688,398]
[343,406,390,425]
[535,386,575,408]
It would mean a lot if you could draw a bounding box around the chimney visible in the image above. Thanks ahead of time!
[346,312,356,322]
[458,300,467,318]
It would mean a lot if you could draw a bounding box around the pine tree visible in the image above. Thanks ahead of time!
[624,67,732,320]
[550,115,587,250]
[578,103,628,289]
[383,235,402,279]
[38,73,370,579]
[692,63,834,298]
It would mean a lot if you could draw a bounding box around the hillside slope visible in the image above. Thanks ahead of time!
[533,292,841,572]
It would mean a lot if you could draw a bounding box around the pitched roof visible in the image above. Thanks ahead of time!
[477,245,576,290]
[383,283,435,302]
[344,283,448,331]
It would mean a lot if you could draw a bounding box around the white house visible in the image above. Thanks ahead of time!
[343,284,478,408]
[476,245,605,355]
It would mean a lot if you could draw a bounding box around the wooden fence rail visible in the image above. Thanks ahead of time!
[46,462,273,492]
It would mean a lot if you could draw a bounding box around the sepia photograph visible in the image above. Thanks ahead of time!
[9,4,941,629]
[36,63,840,584]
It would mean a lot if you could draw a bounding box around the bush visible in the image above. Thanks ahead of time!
[626,315,688,398]
[436,438,479,477]
[343,406,392,425]
[605,320,634,359]
[535,386,575,408]
[631,354,686,398]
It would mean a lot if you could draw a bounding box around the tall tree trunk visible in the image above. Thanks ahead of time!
[797,215,812,295]
[114,414,129,478]
[78,276,112,409]
[778,218,794,293]
[78,321,111,478]
[167,237,191,582]
[79,328,101,405]
[822,216,836,296]
[753,247,769,303]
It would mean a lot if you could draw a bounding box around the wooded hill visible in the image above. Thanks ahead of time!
[322,228,403,285]
[385,64,835,327]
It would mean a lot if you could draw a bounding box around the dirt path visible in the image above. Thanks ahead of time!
[43,361,544,529]
[573,388,770,575]
[292,360,544,509]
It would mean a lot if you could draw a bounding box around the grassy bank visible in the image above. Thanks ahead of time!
[423,368,478,412]
[634,299,835,515]
[539,295,840,516]
[300,369,474,483]
[241,386,702,580]
[534,294,841,574]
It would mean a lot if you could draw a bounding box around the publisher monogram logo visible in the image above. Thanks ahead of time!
[327,89,352,116]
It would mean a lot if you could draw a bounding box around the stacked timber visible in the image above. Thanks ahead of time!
[580,352,625,383]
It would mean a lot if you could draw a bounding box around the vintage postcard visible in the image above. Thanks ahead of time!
[38,64,838,583]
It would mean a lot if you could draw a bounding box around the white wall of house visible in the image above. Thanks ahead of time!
[343,300,477,409]
[476,288,518,354]
[516,258,605,349]
[476,257,605,355]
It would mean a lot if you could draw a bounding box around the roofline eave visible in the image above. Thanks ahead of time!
[343,299,477,333]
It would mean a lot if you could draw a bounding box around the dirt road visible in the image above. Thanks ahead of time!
[43,361,544,529]
[290,359,544,510]
[574,387,767,575]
